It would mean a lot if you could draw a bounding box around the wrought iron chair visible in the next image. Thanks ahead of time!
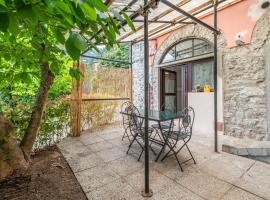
[151,103,176,143]
[161,106,196,171]
[126,105,155,161]
[121,101,133,142]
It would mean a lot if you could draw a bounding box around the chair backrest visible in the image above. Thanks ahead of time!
[179,106,195,135]
[121,101,132,113]
[161,102,176,112]
[121,101,132,126]
[126,104,143,131]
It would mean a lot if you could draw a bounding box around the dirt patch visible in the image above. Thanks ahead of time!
[0,146,87,200]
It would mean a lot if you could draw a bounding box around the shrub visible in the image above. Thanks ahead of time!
[1,97,70,149]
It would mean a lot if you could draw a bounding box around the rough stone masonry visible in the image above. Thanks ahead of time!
[132,9,270,141]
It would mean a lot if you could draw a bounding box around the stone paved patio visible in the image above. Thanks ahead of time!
[57,125,270,200]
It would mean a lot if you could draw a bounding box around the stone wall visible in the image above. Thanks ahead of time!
[132,9,270,140]
[222,9,270,140]
[131,42,159,110]
[131,42,145,110]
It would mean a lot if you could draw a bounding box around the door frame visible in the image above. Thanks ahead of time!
[159,57,214,111]
[160,69,177,111]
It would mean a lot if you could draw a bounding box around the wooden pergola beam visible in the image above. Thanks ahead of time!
[132,0,213,42]
[105,0,114,6]
[117,0,191,42]
[145,0,243,40]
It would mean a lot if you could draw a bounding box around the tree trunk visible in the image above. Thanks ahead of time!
[20,61,55,158]
[0,114,29,179]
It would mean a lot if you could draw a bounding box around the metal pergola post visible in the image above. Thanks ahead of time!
[81,0,222,196]
[141,0,152,197]
[213,0,218,152]
[159,0,219,153]
[129,42,133,102]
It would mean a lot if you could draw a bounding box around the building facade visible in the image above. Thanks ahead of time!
[131,0,270,140]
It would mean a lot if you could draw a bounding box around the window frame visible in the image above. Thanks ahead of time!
[160,38,213,64]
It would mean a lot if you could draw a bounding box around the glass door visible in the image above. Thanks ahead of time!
[161,69,177,111]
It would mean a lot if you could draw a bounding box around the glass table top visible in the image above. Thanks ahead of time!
[121,109,184,122]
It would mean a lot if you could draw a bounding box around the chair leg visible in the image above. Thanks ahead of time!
[155,144,166,162]
[122,127,132,143]
[185,143,196,164]
[138,148,144,161]
[148,131,157,156]
[126,133,137,154]
[168,144,183,172]
[161,139,177,162]
[121,127,128,141]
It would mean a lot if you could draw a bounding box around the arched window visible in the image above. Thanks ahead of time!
[161,38,213,64]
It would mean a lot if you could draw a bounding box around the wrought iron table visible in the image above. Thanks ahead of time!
[121,109,184,161]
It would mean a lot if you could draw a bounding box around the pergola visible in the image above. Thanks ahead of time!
[80,0,234,197]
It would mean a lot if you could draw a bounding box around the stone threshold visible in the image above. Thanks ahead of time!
[220,134,270,156]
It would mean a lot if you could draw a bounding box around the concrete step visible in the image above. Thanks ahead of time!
[220,134,270,156]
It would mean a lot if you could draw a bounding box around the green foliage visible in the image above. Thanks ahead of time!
[0,0,133,85]
[99,44,129,68]
[1,97,70,147]
[49,66,72,100]
[1,97,33,140]
[0,0,134,148]
[122,12,136,32]
[35,100,70,148]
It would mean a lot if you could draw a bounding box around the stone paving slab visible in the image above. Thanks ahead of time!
[235,161,270,200]
[68,152,104,173]
[88,140,115,153]
[57,125,270,200]
[86,178,144,200]
[172,167,232,200]
[221,187,265,200]
[96,146,127,162]
[109,156,143,177]
[75,164,121,193]
[199,152,255,184]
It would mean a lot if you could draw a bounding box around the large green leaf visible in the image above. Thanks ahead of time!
[50,62,60,75]
[8,14,19,36]
[0,0,7,13]
[0,4,7,13]
[72,32,87,51]
[17,5,35,19]
[122,12,136,32]
[0,13,9,32]
[69,68,81,81]
[107,16,119,35]
[54,1,72,14]
[0,0,6,6]
[89,0,108,12]
[80,2,97,21]
[55,29,66,44]
[65,34,81,60]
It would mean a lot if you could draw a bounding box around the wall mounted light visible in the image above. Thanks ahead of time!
[261,1,270,9]
[235,33,246,46]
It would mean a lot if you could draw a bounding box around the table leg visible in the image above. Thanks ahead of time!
[154,120,173,162]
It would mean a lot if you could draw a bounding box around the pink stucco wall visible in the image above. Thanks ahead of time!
[150,0,264,55]
[202,0,258,47]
